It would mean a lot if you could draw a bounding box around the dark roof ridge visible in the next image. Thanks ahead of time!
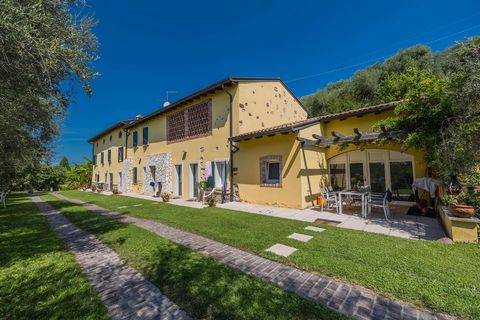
[87,119,133,143]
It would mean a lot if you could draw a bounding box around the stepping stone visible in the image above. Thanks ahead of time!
[288,233,313,242]
[151,202,158,205]
[133,204,143,207]
[117,206,127,209]
[305,226,326,233]
[265,244,298,257]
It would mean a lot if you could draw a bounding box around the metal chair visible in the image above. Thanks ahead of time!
[366,190,392,221]
[0,192,7,209]
[320,187,339,213]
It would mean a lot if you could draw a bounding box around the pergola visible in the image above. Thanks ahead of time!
[297,125,406,147]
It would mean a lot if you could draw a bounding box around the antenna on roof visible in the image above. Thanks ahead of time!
[163,90,178,108]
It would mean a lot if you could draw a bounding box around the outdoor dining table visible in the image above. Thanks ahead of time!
[332,190,368,218]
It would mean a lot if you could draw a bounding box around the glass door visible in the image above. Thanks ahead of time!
[174,164,182,197]
[349,163,364,189]
[189,163,199,198]
[369,162,386,193]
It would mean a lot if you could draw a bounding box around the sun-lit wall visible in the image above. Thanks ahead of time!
[236,81,308,135]
[91,127,126,190]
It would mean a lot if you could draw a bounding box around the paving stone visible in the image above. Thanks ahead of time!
[265,244,298,257]
[304,226,326,233]
[32,196,189,320]
[52,192,451,320]
[287,233,313,242]
[117,206,127,209]
[133,204,143,207]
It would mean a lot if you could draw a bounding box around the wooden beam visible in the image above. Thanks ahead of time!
[331,131,345,138]
[296,137,328,148]
[353,128,363,138]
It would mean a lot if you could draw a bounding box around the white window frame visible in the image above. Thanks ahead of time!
[328,149,415,193]
[213,160,228,188]
[188,161,200,199]
[173,163,183,197]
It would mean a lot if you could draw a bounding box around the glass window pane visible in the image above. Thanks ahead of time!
[329,163,346,190]
[267,162,280,181]
[390,161,414,201]
[350,163,364,188]
[369,162,386,193]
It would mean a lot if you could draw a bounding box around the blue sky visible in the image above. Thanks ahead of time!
[58,0,480,164]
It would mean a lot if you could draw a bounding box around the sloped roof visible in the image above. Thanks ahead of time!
[87,120,133,143]
[231,101,399,142]
[124,77,310,128]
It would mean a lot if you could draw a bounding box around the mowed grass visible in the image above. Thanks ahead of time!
[42,194,344,320]
[0,193,108,319]
[60,190,480,319]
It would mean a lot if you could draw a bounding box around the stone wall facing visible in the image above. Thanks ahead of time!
[142,153,172,196]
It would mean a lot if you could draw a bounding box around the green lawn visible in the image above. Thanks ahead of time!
[42,194,343,320]
[0,193,108,319]
[60,190,480,319]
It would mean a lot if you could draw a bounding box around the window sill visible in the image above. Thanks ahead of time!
[261,182,282,188]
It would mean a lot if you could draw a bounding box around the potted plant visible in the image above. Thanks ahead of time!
[206,194,216,207]
[161,192,171,202]
[443,193,477,218]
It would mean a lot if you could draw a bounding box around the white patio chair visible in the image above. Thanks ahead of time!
[0,192,7,209]
[320,187,339,213]
[366,190,392,221]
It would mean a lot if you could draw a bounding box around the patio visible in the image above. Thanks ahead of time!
[218,201,446,241]
[120,192,446,241]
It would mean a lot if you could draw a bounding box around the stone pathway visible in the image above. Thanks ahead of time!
[32,196,190,320]
[52,192,451,320]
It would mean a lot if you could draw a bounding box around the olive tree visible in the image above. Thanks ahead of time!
[0,0,98,190]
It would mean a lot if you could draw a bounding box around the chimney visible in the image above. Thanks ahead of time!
[135,114,142,120]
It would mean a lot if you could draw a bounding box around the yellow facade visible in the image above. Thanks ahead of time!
[235,109,428,209]
[89,78,310,200]
[90,80,428,209]
[91,126,125,191]
[236,81,307,135]
[125,87,235,196]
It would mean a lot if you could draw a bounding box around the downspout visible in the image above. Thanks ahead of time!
[222,84,234,202]
[124,128,130,159]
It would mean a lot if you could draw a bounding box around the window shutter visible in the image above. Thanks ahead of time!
[133,131,138,147]
[143,127,149,145]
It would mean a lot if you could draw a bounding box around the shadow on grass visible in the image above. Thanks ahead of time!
[0,193,108,319]
[147,243,339,319]
[47,196,343,320]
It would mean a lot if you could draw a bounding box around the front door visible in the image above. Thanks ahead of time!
[189,163,199,198]
[109,173,113,191]
[118,172,122,191]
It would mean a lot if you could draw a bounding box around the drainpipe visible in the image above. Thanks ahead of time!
[124,128,130,159]
[222,84,234,202]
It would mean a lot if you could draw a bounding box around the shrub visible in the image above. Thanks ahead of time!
[161,192,171,202]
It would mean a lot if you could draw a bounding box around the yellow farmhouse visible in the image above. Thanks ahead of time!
[88,77,428,210]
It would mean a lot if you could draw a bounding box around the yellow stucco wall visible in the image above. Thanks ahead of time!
[322,113,428,177]
[126,87,236,196]
[91,127,125,189]
[236,81,308,134]
[234,133,304,208]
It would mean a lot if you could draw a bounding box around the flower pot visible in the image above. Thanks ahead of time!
[449,205,476,218]
[317,196,325,206]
